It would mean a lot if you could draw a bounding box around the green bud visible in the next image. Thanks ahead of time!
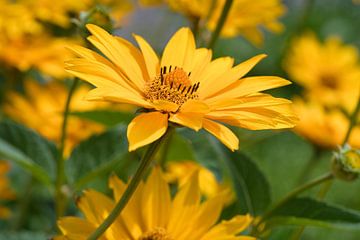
[331,145,360,181]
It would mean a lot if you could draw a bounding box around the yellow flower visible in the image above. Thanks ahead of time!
[3,81,105,156]
[285,33,360,112]
[0,0,43,40]
[208,0,286,45]
[56,168,254,240]
[165,161,234,205]
[66,24,297,152]
[0,36,76,78]
[293,98,360,149]
[0,161,15,219]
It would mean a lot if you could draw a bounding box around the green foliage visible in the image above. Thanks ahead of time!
[70,110,133,127]
[181,129,271,216]
[267,197,360,230]
[0,232,47,240]
[66,125,129,190]
[0,120,57,188]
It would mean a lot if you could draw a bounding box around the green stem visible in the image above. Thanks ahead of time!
[88,128,174,240]
[207,0,233,49]
[158,130,174,169]
[342,95,360,145]
[253,172,334,235]
[55,78,79,219]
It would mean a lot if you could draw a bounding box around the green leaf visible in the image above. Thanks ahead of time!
[267,197,360,230]
[0,231,47,240]
[66,125,129,190]
[0,120,57,188]
[225,151,271,216]
[70,110,133,127]
[180,129,271,216]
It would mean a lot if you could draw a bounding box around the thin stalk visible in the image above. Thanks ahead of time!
[207,0,233,49]
[190,17,200,39]
[88,128,174,240]
[158,130,174,169]
[342,95,360,145]
[253,172,334,235]
[55,78,79,219]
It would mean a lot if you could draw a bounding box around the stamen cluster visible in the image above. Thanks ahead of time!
[144,66,200,107]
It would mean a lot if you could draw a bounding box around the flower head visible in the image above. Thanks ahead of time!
[56,168,254,240]
[66,24,296,152]
[3,81,105,155]
[293,98,360,149]
[285,33,360,112]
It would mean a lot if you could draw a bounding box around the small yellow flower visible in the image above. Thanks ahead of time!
[0,161,15,219]
[165,161,234,205]
[285,33,360,112]
[293,98,360,149]
[208,0,286,45]
[3,81,105,156]
[66,24,297,152]
[56,168,254,240]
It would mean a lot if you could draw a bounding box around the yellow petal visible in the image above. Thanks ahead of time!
[86,24,146,90]
[142,167,171,229]
[161,28,195,72]
[152,100,179,112]
[200,215,253,240]
[57,217,97,240]
[207,76,291,103]
[202,119,239,151]
[202,54,267,98]
[169,100,209,131]
[188,48,212,81]
[168,171,201,238]
[127,112,168,151]
[134,34,160,80]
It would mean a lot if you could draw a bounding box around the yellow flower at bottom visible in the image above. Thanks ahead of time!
[56,168,254,240]
[0,161,15,219]
[165,161,234,205]
[293,98,360,149]
[3,81,105,156]
[66,24,297,152]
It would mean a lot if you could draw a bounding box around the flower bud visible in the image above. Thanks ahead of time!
[331,145,360,181]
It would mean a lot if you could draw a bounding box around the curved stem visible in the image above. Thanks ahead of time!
[88,127,174,240]
[253,172,334,235]
[207,0,233,49]
[158,130,174,169]
[342,95,360,145]
[55,78,79,219]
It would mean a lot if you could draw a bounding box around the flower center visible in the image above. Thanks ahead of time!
[144,66,200,106]
[320,74,338,89]
[138,227,173,240]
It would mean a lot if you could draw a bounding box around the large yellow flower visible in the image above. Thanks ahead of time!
[285,33,360,112]
[0,161,15,219]
[56,168,254,240]
[66,25,296,152]
[165,160,234,205]
[293,98,360,149]
[3,81,104,155]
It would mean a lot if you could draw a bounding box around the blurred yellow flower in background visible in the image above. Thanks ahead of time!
[3,81,105,155]
[208,0,286,45]
[56,168,254,240]
[66,25,296,152]
[0,36,75,78]
[293,98,360,149]
[165,161,234,205]
[0,161,15,219]
[285,33,360,112]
